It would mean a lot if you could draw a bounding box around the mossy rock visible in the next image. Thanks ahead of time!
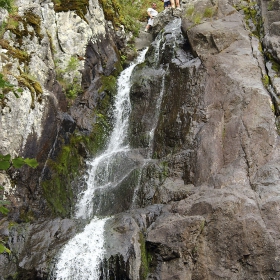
[0,39,29,63]
[52,0,89,22]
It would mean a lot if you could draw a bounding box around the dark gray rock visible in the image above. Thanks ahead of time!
[0,218,79,280]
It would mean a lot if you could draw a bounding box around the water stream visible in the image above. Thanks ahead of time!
[51,49,148,280]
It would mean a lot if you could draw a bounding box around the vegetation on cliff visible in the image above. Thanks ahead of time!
[0,3,44,110]
[98,0,163,35]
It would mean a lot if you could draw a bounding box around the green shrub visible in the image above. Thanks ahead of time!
[0,0,13,12]
[66,56,79,72]
[55,56,83,100]
[66,77,82,99]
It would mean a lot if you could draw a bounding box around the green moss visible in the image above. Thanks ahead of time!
[42,144,79,217]
[267,0,274,11]
[42,84,117,216]
[264,51,278,72]
[0,39,29,63]
[17,73,43,108]
[19,209,34,223]
[46,31,56,55]
[193,14,202,24]
[0,0,14,12]
[185,5,203,25]
[99,75,117,95]
[114,60,123,76]
[200,220,205,232]
[3,10,43,44]
[8,221,17,229]
[159,161,169,182]
[237,2,263,38]
[0,10,44,109]
[272,61,280,73]
[41,119,111,217]
[258,42,263,53]
[52,0,89,22]
[262,74,270,88]
[139,232,152,279]
[24,10,43,42]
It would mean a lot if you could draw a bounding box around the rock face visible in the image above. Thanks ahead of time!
[101,0,280,279]
[1,0,280,279]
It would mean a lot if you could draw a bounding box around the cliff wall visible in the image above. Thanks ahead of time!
[0,0,280,279]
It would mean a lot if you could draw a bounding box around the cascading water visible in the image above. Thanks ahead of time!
[50,48,148,280]
[51,17,185,280]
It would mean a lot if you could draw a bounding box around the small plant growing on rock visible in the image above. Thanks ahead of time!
[203,7,214,18]
[66,56,79,72]
[66,77,82,99]
[193,14,202,24]
[56,56,83,100]
[185,4,204,25]
[271,61,280,75]
[267,0,274,11]
[186,5,194,17]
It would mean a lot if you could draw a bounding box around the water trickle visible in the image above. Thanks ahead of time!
[51,48,148,280]
[131,36,169,208]
[147,71,167,157]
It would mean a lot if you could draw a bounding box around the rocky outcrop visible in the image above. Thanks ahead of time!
[101,0,280,279]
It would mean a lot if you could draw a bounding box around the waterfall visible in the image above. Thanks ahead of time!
[51,48,148,280]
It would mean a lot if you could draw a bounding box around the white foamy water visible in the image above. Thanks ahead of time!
[52,48,148,280]
[54,217,108,280]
